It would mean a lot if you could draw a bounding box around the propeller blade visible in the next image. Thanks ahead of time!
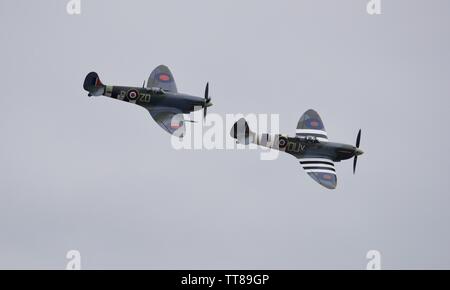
[353,156,358,174]
[356,129,361,148]
[205,82,209,101]
[203,82,210,122]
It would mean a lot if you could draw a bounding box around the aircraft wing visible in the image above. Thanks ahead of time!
[147,107,185,138]
[296,109,328,142]
[299,158,337,189]
[147,65,178,93]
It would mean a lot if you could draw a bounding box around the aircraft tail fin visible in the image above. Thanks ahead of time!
[83,72,105,97]
[230,118,256,145]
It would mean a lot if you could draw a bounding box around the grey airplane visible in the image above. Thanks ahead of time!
[83,65,212,137]
[230,109,364,189]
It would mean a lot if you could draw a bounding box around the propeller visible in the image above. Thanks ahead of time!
[353,129,362,174]
[203,82,211,120]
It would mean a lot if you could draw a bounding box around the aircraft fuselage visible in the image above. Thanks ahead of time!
[256,134,362,162]
[100,85,207,114]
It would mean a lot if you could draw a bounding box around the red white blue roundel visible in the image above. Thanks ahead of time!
[157,73,171,83]
[306,118,323,129]
[278,136,288,148]
[127,89,139,100]
[171,119,183,129]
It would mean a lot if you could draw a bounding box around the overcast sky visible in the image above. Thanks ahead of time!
[1,0,450,269]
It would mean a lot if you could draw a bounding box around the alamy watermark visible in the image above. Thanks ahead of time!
[366,250,382,270]
[67,1,382,16]
[367,0,382,15]
[66,250,81,270]
[170,112,281,161]
[66,0,81,15]
[63,249,381,269]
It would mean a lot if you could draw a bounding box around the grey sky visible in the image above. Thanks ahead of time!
[0,0,450,269]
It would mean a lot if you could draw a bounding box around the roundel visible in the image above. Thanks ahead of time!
[127,89,139,100]
[158,73,171,82]
[307,119,322,129]
[322,173,333,180]
[278,136,288,149]
[171,120,183,129]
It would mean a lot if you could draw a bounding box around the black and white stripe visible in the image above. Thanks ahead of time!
[299,158,335,174]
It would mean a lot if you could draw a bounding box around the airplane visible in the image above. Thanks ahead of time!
[83,65,212,138]
[230,109,364,189]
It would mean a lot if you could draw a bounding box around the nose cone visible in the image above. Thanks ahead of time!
[355,148,364,156]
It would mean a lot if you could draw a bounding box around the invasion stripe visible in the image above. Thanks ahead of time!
[299,158,335,163]
[296,133,328,139]
[303,166,336,172]
[300,161,335,166]
[304,169,337,174]
[302,164,335,169]
[296,129,328,136]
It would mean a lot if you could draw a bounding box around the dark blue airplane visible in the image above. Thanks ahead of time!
[230,109,364,189]
[83,65,212,138]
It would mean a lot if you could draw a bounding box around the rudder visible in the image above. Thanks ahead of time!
[83,72,105,96]
[230,118,256,145]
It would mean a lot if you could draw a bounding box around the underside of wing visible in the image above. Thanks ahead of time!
[299,158,337,189]
[147,65,178,93]
[296,109,328,142]
[147,107,185,138]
